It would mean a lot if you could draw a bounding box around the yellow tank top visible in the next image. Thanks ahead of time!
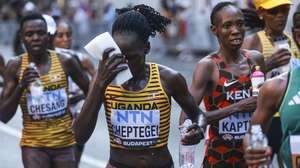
[19,50,75,148]
[104,63,171,149]
[257,31,299,58]
[257,31,300,117]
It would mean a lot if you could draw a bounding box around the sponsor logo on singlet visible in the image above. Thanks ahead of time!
[27,88,68,120]
[111,102,160,148]
[288,91,300,106]
[226,89,252,101]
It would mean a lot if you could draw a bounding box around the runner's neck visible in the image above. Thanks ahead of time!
[29,51,50,66]
[218,48,242,64]
[264,28,285,42]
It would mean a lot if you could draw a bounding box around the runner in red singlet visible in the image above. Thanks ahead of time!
[180,2,265,168]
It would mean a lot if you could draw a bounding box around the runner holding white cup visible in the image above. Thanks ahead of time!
[84,32,132,85]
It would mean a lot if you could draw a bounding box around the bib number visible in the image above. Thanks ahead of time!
[111,109,160,148]
[218,112,251,140]
[27,88,68,120]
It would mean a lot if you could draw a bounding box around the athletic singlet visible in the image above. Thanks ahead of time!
[257,31,300,117]
[19,50,75,148]
[257,31,300,78]
[55,47,85,114]
[104,63,171,149]
[203,52,254,168]
[279,66,300,168]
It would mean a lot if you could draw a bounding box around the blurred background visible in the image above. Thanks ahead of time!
[0,0,298,58]
[0,0,299,168]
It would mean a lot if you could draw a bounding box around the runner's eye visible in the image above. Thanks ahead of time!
[223,23,232,29]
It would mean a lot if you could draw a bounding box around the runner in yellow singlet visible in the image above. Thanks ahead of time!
[0,13,89,168]
[74,4,204,168]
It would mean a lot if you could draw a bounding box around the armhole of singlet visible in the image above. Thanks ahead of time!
[211,53,221,70]
[18,53,27,82]
[154,63,171,106]
[278,72,291,113]
[257,31,265,55]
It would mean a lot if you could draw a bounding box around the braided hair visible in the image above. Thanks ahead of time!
[112,4,171,42]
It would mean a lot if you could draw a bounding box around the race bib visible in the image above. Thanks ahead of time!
[218,112,251,140]
[26,88,68,120]
[111,109,160,148]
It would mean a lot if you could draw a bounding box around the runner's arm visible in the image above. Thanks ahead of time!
[167,70,200,123]
[178,58,213,124]
[74,48,126,144]
[60,54,90,95]
[181,57,257,124]
[0,59,24,123]
[243,75,286,166]
[80,55,96,77]
[250,76,285,132]
[74,73,105,145]
[161,68,204,144]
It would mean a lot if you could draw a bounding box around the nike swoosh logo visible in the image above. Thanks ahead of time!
[224,80,238,87]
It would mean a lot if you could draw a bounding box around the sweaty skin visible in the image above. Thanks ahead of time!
[74,31,202,167]
[0,19,89,124]
[181,5,265,125]
[180,5,266,168]
[243,74,287,167]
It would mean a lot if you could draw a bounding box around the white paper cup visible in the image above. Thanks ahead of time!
[84,32,121,59]
[84,32,132,85]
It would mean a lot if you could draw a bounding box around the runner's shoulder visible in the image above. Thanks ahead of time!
[56,50,77,65]
[242,33,260,49]
[261,73,288,99]
[55,50,80,74]
[6,56,22,73]
[243,33,259,44]
[241,49,263,62]
[156,63,188,96]
[195,53,219,72]
[157,63,183,81]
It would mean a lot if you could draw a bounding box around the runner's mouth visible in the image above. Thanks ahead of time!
[229,38,242,45]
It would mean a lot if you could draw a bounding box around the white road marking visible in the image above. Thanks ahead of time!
[0,122,107,168]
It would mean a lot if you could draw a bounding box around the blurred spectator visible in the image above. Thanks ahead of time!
[292,3,300,49]
[72,1,90,48]
[102,1,116,32]
[160,0,189,56]
[10,0,39,55]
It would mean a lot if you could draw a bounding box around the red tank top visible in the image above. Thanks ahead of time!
[203,51,254,168]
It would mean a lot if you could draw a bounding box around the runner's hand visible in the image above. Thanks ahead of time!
[265,48,291,72]
[96,47,127,87]
[243,133,272,167]
[20,66,39,89]
[244,146,272,167]
[181,123,204,145]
